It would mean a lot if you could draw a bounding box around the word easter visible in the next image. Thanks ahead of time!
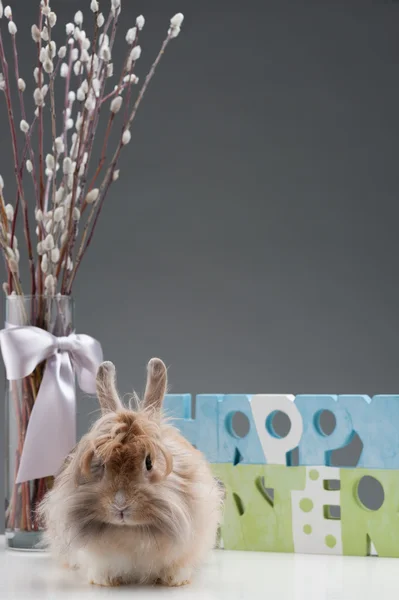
[212,463,399,557]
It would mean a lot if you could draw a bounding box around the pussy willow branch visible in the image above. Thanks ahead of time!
[74,88,104,211]
[0,30,36,296]
[78,29,122,212]
[127,35,171,132]
[0,191,11,291]
[9,188,19,293]
[0,195,8,235]
[8,119,38,295]
[0,3,184,299]
[63,41,74,158]
[122,54,138,129]
[84,114,114,200]
[59,8,103,272]
[57,39,77,285]
[70,4,122,218]
[83,33,140,209]
[58,9,102,289]
[47,21,58,210]
[65,149,119,293]
[35,9,45,302]
[10,26,39,208]
[65,33,172,293]
[36,10,44,211]
[0,237,22,295]
[73,18,135,217]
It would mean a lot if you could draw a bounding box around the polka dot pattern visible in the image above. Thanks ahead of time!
[299,498,314,513]
[303,525,312,535]
[325,535,337,549]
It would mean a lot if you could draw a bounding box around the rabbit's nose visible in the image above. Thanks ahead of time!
[113,490,127,509]
[113,504,129,513]
[118,509,127,521]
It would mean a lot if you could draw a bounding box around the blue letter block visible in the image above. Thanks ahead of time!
[195,394,222,463]
[218,394,265,465]
[164,393,220,462]
[163,394,197,445]
[339,395,399,469]
[295,395,352,466]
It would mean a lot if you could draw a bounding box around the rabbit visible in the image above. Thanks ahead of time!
[38,358,223,587]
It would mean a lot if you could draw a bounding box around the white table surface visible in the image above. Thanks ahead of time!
[0,536,398,599]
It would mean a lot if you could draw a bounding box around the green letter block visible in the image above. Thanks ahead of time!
[341,468,399,557]
[212,464,306,552]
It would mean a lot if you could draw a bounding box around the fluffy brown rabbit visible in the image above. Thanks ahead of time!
[38,358,223,587]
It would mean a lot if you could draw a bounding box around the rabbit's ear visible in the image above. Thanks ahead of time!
[143,358,168,412]
[96,361,123,414]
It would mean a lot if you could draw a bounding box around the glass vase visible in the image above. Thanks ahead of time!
[4,295,74,551]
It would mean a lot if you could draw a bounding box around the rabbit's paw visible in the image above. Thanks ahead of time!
[159,566,192,587]
[61,560,78,570]
[88,571,122,587]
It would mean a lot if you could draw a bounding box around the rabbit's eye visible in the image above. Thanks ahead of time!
[91,456,105,479]
[145,455,153,471]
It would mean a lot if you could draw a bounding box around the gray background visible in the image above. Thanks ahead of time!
[1,0,399,530]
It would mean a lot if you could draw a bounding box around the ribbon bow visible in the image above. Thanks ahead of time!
[0,326,103,483]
